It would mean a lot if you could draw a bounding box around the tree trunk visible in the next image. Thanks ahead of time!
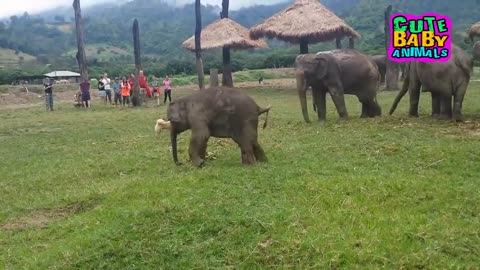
[336,37,342,49]
[300,38,308,54]
[220,0,233,87]
[132,19,143,106]
[348,38,354,49]
[195,0,205,90]
[72,0,88,83]
[384,5,399,90]
[210,69,219,87]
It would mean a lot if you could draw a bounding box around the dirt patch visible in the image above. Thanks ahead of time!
[1,198,101,232]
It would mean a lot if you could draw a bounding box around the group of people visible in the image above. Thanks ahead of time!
[74,70,173,109]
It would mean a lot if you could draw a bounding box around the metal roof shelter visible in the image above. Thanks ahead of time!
[44,71,81,78]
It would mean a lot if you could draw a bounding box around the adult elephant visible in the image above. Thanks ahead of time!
[389,44,473,122]
[369,55,386,84]
[295,49,382,122]
[473,41,480,60]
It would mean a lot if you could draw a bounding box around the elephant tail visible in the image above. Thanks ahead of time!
[259,105,271,129]
[389,63,410,115]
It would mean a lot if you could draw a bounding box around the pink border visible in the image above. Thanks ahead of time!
[388,13,451,63]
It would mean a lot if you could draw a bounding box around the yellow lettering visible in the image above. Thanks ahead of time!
[434,35,449,47]
[393,31,407,47]
[422,31,435,47]
[406,34,419,46]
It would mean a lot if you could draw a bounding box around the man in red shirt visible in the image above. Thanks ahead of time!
[138,70,152,98]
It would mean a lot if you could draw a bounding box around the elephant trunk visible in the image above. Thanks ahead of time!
[170,128,180,165]
[389,63,410,115]
[296,71,310,123]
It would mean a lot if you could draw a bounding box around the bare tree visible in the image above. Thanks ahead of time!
[72,0,88,83]
[195,0,205,90]
[220,0,233,87]
[132,19,143,106]
[384,5,399,90]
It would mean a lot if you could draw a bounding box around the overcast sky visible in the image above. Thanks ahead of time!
[0,0,289,18]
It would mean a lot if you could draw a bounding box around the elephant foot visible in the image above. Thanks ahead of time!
[175,161,183,166]
[408,113,419,118]
[191,158,205,168]
[453,114,464,122]
[431,113,440,119]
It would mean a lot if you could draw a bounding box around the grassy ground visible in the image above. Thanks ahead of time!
[1,83,480,269]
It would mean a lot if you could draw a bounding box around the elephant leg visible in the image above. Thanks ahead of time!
[189,124,210,167]
[360,101,368,118]
[253,141,267,162]
[199,137,209,160]
[314,87,327,121]
[439,95,452,120]
[233,126,256,165]
[408,75,421,117]
[431,92,441,118]
[453,81,468,122]
[328,87,348,119]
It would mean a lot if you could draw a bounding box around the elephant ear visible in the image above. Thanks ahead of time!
[314,55,329,79]
[167,102,183,123]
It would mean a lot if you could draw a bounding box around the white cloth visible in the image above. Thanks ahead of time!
[102,78,111,90]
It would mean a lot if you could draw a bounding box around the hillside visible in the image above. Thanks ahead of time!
[0,0,480,83]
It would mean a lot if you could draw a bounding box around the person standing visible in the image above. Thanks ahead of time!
[151,76,160,106]
[43,78,54,111]
[138,70,152,99]
[112,77,122,106]
[102,73,112,105]
[121,77,131,107]
[80,80,91,108]
[163,75,172,104]
[128,73,135,97]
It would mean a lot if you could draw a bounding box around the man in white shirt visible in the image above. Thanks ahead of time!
[102,73,112,105]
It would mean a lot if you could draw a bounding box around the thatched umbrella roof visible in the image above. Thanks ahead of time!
[182,18,268,51]
[468,21,480,41]
[249,0,360,44]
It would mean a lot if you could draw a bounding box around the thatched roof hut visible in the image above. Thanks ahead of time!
[468,21,480,41]
[182,18,268,51]
[249,0,360,53]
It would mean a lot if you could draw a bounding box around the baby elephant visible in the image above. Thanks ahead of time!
[155,87,271,167]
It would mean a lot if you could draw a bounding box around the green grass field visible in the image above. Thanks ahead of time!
[1,83,480,269]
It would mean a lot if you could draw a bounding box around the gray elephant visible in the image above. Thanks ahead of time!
[369,54,407,83]
[389,44,473,122]
[155,87,271,167]
[370,55,387,84]
[473,41,480,60]
[295,49,382,122]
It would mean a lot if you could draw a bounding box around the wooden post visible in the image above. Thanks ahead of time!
[384,5,399,90]
[72,0,88,83]
[348,38,354,49]
[195,0,205,90]
[210,69,219,87]
[335,37,342,49]
[220,0,233,87]
[131,19,143,106]
[300,38,308,54]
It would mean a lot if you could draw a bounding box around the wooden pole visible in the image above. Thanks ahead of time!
[348,38,354,49]
[384,5,399,90]
[220,0,233,87]
[72,0,88,83]
[132,19,143,106]
[300,38,308,54]
[210,69,219,87]
[335,37,342,49]
[195,0,205,90]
